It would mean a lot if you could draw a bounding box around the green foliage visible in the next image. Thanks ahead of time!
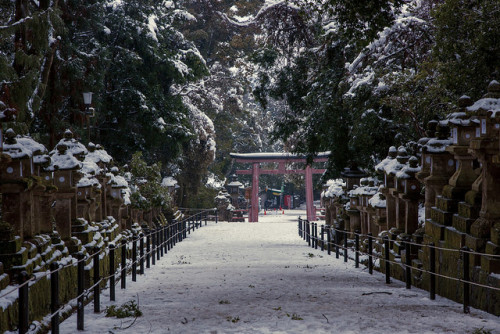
[472,328,492,334]
[128,152,172,211]
[318,0,404,49]
[105,300,142,318]
[431,0,500,100]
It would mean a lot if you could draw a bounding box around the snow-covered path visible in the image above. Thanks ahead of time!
[60,210,499,333]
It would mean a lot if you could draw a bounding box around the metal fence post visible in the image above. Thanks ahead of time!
[405,241,411,289]
[462,247,470,314]
[355,230,360,268]
[306,220,311,247]
[335,228,340,259]
[121,238,127,289]
[164,226,168,254]
[110,244,115,301]
[157,228,161,261]
[140,233,145,274]
[343,229,348,262]
[77,253,85,330]
[93,248,100,313]
[159,227,163,257]
[368,233,373,275]
[50,262,59,334]
[321,225,324,251]
[384,237,390,284]
[429,243,436,300]
[18,271,29,334]
[327,226,331,255]
[132,237,137,282]
[314,223,318,249]
[152,230,156,266]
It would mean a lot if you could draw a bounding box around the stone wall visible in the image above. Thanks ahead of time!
[322,81,500,315]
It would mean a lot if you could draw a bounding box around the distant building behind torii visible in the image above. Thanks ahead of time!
[230,152,330,222]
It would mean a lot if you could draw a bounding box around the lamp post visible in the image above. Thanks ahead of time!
[83,92,93,143]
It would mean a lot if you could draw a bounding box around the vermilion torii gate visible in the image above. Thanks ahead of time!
[230,152,330,222]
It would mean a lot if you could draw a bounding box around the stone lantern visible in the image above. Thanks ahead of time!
[384,146,409,233]
[416,120,438,184]
[396,156,421,235]
[375,147,396,229]
[86,143,113,221]
[227,174,243,209]
[107,167,131,230]
[47,142,83,239]
[466,81,500,262]
[0,129,34,240]
[340,164,367,191]
[421,123,455,223]
[368,191,387,235]
[16,135,54,235]
[215,189,232,221]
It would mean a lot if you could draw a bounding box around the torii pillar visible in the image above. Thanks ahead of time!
[231,152,330,222]
[250,162,259,222]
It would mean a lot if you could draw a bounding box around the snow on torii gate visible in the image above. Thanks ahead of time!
[230,152,330,222]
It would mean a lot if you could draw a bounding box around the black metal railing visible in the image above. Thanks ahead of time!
[298,217,500,314]
[0,208,218,334]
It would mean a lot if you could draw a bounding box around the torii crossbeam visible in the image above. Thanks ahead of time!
[230,152,330,222]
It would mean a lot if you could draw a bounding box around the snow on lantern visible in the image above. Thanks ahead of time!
[467,81,500,139]
[46,142,83,239]
[340,165,367,191]
[0,129,36,240]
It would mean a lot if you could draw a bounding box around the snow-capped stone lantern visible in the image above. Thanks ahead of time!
[396,156,421,235]
[1,129,33,182]
[15,135,55,235]
[340,165,367,191]
[384,146,409,233]
[227,174,243,209]
[417,120,439,180]
[0,129,35,240]
[107,167,131,230]
[466,80,500,259]
[470,81,500,140]
[47,141,83,239]
[215,189,232,221]
[419,122,455,219]
[368,191,387,234]
[86,143,113,220]
[443,110,478,201]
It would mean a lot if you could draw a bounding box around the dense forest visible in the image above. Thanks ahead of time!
[1,0,499,207]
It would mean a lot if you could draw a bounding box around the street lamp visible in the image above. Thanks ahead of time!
[82,92,94,142]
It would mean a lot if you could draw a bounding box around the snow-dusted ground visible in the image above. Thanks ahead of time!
[60,210,499,334]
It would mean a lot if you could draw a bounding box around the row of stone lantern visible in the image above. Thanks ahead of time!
[0,128,166,278]
[322,81,500,314]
